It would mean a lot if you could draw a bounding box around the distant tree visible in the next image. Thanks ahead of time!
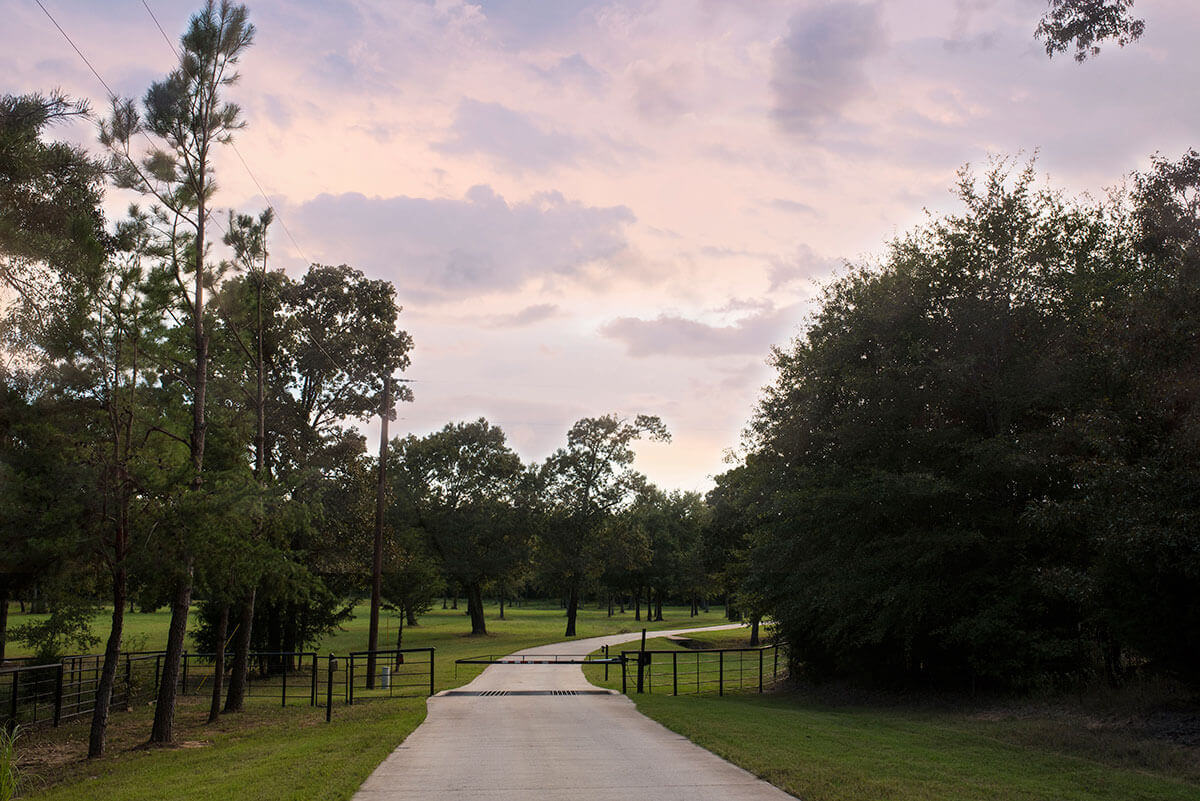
[540,414,669,637]
[381,526,441,661]
[1036,0,1145,62]
[393,420,532,636]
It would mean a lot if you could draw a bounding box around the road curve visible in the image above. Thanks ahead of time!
[351,624,793,801]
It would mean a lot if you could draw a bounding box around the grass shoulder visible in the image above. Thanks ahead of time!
[585,636,1200,801]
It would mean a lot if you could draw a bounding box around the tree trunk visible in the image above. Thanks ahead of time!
[654,589,663,622]
[282,604,299,670]
[564,583,579,637]
[208,603,229,723]
[607,595,613,617]
[467,582,487,635]
[224,588,254,713]
[394,611,405,667]
[0,581,8,664]
[406,608,418,626]
[634,589,641,621]
[150,564,193,744]
[266,602,282,674]
[88,565,125,758]
[750,616,761,647]
[451,596,457,610]
[499,596,505,621]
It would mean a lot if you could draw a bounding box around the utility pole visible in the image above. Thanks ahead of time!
[366,375,391,689]
[366,377,413,689]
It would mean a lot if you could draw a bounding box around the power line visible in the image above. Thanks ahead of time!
[33,0,117,99]
[35,0,354,380]
[141,0,311,268]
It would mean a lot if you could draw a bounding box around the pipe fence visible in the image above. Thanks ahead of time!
[620,643,784,696]
[1,647,435,730]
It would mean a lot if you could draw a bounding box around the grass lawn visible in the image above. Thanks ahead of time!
[585,635,1200,801]
[13,602,727,800]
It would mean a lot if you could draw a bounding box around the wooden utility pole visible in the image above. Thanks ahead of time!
[366,376,391,689]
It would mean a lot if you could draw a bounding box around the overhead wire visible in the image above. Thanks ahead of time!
[34,0,355,380]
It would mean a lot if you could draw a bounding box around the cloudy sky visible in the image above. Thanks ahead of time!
[7,0,1197,491]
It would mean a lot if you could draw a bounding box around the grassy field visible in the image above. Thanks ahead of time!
[12,602,727,800]
[585,634,1200,801]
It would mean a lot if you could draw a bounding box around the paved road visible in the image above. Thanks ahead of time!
[352,625,793,801]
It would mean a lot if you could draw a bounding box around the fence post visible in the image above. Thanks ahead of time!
[603,644,609,682]
[310,653,318,706]
[621,654,627,694]
[428,650,435,697]
[636,629,646,694]
[759,648,764,693]
[719,651,724,697]
[672,651,678,696]
[53,663,64,727]
[9,670,18,728]
[124,655,132,710]
[325,655,333,723]
[181,651,188,696]
[282,656,287,707]
[774,645,778,681]
[348,655,354,705]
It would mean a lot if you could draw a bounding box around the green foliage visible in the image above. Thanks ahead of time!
[0,91,107,355]
[1036,1,1145,62]
[0,724,21,801]
[732,154,1200,688]
[11,600,99,662]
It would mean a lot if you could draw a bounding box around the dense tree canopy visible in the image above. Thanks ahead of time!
[729,154,1200,688]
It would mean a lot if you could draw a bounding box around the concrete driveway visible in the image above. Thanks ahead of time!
[352,625,794,800]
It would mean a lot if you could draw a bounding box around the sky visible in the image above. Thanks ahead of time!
[6,0,1198,492]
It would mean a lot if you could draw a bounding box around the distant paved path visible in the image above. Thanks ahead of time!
[352,624,793,801]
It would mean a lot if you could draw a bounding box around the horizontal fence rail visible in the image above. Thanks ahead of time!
[455,653,622,665]
[1,647,435,729]
[620,643,783,697]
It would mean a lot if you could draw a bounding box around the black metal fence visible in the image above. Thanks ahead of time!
[1,651,163,728]
[1,647,435,730]
[620,643,783,696]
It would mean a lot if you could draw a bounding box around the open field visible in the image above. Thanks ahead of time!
[585,634,1200,801]
[12,603,726,800]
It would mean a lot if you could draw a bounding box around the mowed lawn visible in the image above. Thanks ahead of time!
[14,602,726,801]
[586,634,1200,801]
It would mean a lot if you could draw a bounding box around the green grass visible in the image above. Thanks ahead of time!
[16,602,726,801]
[585,635,1200,801]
